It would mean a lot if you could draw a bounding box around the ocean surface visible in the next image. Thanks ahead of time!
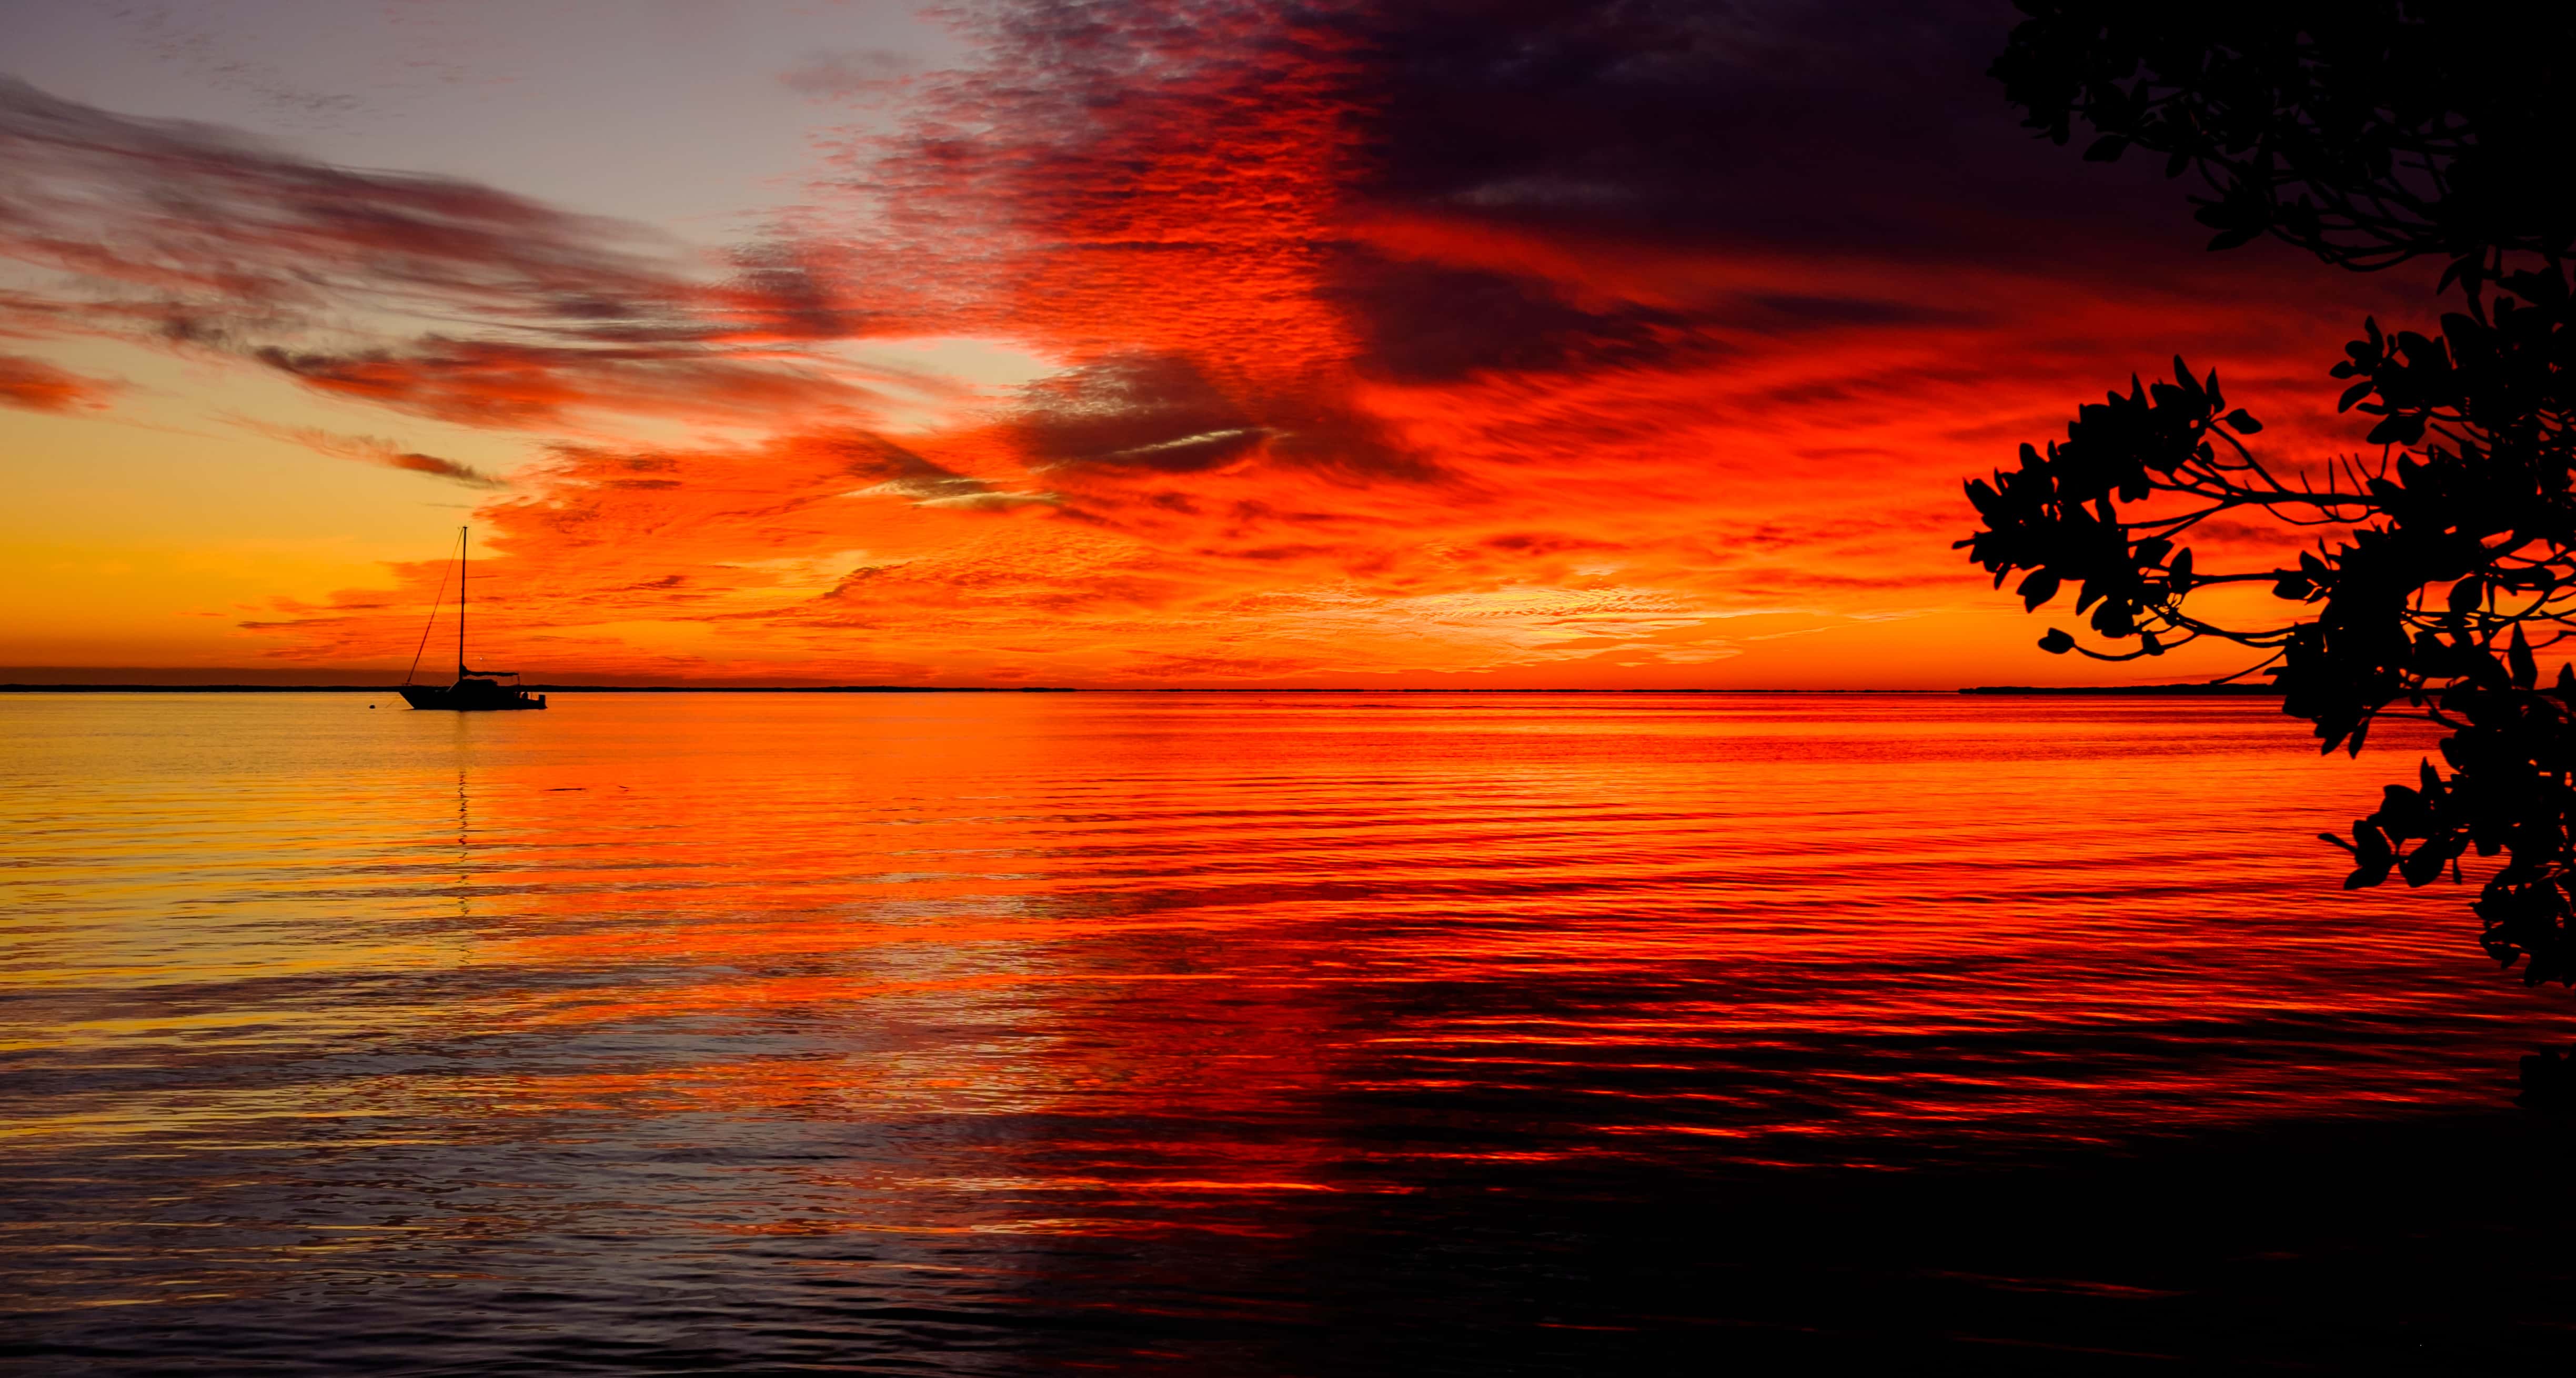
[4,692,2571,1371]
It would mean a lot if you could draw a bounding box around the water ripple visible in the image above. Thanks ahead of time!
[3,693,2567,1370]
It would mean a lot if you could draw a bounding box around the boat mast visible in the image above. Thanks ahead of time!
[457,525,468,680]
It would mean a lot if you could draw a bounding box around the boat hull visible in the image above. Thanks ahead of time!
[398,681,546,711]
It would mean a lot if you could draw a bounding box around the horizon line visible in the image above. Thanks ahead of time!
[1,682,2283,696]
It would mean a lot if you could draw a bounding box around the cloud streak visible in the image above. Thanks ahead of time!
[0,76,912,436]
[0,353,117,413]
[2,3,2420,685]
[230,419,507,488]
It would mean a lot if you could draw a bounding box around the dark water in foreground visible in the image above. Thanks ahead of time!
[4,693,2571,1371]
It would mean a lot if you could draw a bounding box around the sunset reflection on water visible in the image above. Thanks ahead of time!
[3,693,2565,1369]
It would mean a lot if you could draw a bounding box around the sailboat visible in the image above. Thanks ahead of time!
[397,526,546,711]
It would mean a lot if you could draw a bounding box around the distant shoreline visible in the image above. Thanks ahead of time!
[0,683,1079,694]
[1,683,2279,695]
[1959,683,2281,696]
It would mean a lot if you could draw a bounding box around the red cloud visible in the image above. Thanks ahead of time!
[250,339,880,429]
[0,76,911,430]
[0,353,116,413]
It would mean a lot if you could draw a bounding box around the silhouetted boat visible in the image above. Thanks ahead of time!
[397,526,545,711]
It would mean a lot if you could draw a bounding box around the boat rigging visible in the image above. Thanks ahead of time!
[397,526,546,711]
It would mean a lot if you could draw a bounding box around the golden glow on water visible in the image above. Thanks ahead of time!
[1,693,2563,1362]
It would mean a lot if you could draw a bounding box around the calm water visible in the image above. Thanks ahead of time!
[4,693,2568,1370]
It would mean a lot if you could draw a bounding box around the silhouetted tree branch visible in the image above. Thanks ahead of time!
[1963,2,2576,1008]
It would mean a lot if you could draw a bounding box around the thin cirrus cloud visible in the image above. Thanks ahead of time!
[780,47,922,99]
[2,2,2416,683]
[0,75,683,337]
[248,338,879,430]
[227,418,508,490]
[0,75,903,434]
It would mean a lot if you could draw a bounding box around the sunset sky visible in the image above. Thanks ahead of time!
[0,0,2420,687]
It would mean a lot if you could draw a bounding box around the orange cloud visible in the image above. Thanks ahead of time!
[0,5,2430,685]
[0,353,116,413]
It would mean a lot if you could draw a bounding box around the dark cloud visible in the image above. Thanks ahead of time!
[1005,351,1442,491]
[250,338,873,428]
[1744,294,1978,330]
[1011,355,1268,474]
[230,420,508,488]
[822,431,1056,509]
[1482,531,1623,555]
[908,0,2212,461]
[0,76,685,337]
[717,243,886,344]
[383,449,506,487]
[1344,0,2193,259]
[1326,254,1699,382]
[0,77,905,428]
